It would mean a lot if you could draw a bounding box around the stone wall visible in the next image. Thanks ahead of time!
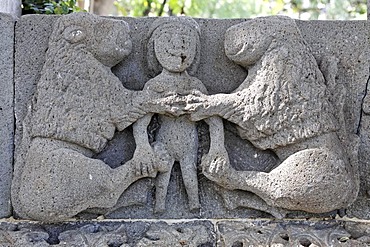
[1,12,370,245]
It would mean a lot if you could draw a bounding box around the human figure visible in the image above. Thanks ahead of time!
[179,16,359,214]
[133,17,229,213]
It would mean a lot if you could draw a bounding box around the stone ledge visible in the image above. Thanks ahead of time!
[0,218,369,246]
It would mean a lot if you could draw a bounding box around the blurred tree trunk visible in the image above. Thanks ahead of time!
[93,0,117,15]
[77,0,85,9]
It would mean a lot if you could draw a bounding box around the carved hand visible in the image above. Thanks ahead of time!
[186,92,245,123]
[185,91,218,121]
[132,113,166,178]
[132,146,161,178]
[201,147,236,190]
[138,91,187,117]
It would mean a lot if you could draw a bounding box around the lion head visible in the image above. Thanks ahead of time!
[224,16,304,68]
[48,12,132,67]
[31,13,135,153]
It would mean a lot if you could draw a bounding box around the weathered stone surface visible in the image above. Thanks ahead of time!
[133,16,231,214]
[0,220,215,246]
[12,13,172,223]
[13,13,369,221]
[0,219,370,246]
[349,77,370,218]
[324,20,370,218]
[181,16,359,214]
[0,13,15,218]
[217,220,370,246]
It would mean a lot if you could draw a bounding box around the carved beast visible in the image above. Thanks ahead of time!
[11,13,161,222]
[187,16,359,214]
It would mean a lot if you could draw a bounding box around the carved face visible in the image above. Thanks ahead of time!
[60,14,132,67]
[154,27,197,73]
[224,22,273,67]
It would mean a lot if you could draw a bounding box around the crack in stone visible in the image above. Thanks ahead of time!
[356,67,370,135]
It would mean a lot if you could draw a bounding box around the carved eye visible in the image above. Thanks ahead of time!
[64,25,86,43]
[243,42,253,50]
[71,30,82,37]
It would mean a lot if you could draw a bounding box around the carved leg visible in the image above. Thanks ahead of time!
[218,187,287,218]
[264,148,358,212]
[201,115,232,188]
[204,147,358,213]
[180,155,200,212]
[154,164,174,214]
[13,138,157,222]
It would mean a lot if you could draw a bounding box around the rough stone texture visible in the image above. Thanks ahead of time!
[217,220,370,246]
[133,16,229,214]
[13,13,369,222]
[0,220,215,246]
[331,20,370,218]
[0,219,369,246]
[183,16,359,214]
[0,13,15,218]
[12,13,170,223]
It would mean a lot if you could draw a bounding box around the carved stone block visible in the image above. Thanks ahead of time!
[217,220,370,246]
[12,13,369,222]
[0,220,215,246]
[0,13,15,218]
[0,220,370,246]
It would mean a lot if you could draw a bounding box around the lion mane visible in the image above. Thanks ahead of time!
[30,13,133,153]
[225,16,338,150]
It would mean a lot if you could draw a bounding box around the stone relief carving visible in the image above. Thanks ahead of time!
[2,220,370,246]
[133,17,229,213]
[0,221,216,246]
[217,221,362,247]
[11,13,168,222]
[178,16,360,214]
[136,223,213,246]
[57,224,129,247]
[11,12,361,222]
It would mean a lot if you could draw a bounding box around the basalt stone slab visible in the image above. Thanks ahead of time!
[297,20,370,219]
[0,13,15,218]
[0,219,369,246]
[217,220,370,246]
[13,13,369,222]
[0,220,215,246]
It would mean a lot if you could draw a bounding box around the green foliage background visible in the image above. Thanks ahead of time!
[114,0,366,20]
[22,0,84,14]
[21,0,366,19]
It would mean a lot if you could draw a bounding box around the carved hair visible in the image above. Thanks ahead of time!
[225,16,337,149]
[31,13,132,153]
[146,16,201,77]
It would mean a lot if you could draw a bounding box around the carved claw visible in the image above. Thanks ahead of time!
[201,149,233,188]
[185,94,220,121]
[134,161,156,178]
[132,147,161,178]
[142,93,188,117]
